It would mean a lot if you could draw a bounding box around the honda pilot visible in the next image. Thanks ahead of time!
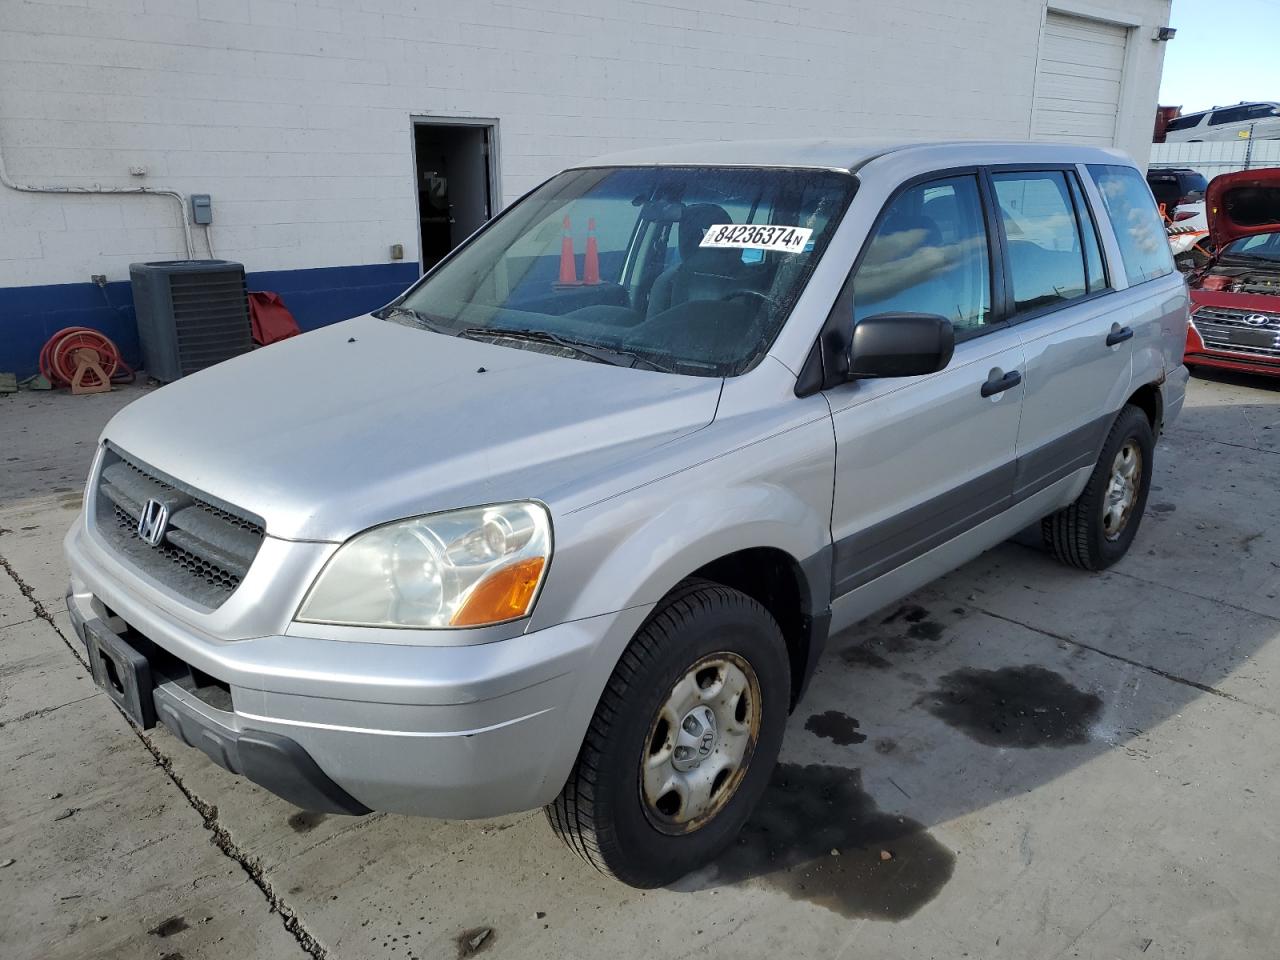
[65,140,1189,887]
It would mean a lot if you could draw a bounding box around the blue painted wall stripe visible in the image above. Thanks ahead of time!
[0,261,421,379]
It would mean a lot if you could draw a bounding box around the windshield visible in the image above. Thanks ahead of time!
[1223,231,1280,263]
[386,166,856,376]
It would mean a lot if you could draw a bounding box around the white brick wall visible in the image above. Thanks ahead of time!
[0,0,1171,287]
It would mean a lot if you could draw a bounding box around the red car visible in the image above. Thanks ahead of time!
[1186,169,1280,378]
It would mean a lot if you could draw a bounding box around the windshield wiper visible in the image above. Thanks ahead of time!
[378,305,456,334]
[458,326,674,373]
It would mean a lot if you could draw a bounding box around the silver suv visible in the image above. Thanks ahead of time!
[65,140,1189,887]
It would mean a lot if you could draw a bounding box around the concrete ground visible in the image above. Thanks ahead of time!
[2,370,1278,960]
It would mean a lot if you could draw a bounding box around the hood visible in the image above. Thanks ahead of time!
[102,316,722,541]
[1206,169,1280,248]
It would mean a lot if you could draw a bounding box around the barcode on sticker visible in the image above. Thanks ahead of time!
[699,224,813,253]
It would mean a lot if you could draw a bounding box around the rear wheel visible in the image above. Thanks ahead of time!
[546,579,790,888]
[1042,404,1154,571]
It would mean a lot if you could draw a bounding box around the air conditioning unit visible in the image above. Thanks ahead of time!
[129,260,253,382]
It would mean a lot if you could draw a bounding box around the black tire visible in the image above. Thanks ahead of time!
[546,579,790,888]
[1042,404,1155,571]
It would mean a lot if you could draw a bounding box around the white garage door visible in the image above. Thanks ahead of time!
[1032,11,1128,145]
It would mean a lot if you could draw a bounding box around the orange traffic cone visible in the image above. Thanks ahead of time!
[558,215,579,285]
[583,217,601,285]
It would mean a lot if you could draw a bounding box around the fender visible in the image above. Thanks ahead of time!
[530,475,832,633]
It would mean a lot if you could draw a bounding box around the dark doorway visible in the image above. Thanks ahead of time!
[412,119,497,273]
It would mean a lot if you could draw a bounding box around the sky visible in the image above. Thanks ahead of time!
[1158,0,1280,111]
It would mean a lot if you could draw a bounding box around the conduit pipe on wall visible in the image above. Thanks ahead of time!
[0,135,195,260]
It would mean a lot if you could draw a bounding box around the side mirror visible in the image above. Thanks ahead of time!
[847,312,955,379]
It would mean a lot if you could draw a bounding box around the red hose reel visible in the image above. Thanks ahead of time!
[39,327,134,394]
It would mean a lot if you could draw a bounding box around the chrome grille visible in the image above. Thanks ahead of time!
[1192,306,1280,360]
[94,445,265,608]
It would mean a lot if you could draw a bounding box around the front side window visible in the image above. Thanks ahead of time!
[389,166,855,377]
[992,170,1102,312]
[851,175,992,336]
[1087,164,1175,286]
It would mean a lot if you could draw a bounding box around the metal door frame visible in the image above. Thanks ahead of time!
[409,115,502,272]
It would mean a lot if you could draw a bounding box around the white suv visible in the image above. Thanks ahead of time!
[1163,102,1280,143]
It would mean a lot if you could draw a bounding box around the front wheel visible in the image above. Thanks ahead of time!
[546,579,790,888]
[1042,404,1155,571]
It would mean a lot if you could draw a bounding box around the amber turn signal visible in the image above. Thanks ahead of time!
[450,556,546,627]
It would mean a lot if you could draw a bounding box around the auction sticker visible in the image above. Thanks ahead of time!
[699,224,813,253]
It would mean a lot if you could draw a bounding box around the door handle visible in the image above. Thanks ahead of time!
[1106,325,1134,346]
[980,370,1022,398]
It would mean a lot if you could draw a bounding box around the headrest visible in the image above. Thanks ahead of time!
[678,203,733,260]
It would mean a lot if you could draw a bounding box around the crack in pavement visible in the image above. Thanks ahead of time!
[0,550,328,960]
[1182,434,1280,458]
[971,603,1279,719]
[129,728,330,960]
[0,555,61,635]
[0,615,42,630]
[0,692,101,728]
[1106,565,1280,625]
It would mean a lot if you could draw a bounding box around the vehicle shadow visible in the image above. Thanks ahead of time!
[672,395,1280,920]
[1186,365,1280,393]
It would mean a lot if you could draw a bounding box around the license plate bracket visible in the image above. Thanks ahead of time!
[84,619,157,729]
[1230,328,1279,350]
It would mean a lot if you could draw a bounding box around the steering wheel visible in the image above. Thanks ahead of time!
[719,288,775,309]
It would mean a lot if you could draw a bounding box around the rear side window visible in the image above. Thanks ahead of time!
[992,171,1100,312]
[1210,105,1252,125]
[1087,165,1174,286]
[851,175,992,335]
[1181,171,1208,198]
[1164,114,1202,132]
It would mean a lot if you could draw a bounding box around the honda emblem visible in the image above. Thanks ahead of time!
[137,498,169,546]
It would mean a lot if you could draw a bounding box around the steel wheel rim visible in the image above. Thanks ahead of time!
[1102,439,1142,541]
[640,652,762,835]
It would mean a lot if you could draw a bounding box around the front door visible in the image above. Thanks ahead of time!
[825,173,1025,599]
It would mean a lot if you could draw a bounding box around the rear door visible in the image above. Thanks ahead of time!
[990,165,1131,501]
[825,172,1025,597]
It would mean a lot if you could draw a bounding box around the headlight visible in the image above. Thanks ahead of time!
[296,502,551,629]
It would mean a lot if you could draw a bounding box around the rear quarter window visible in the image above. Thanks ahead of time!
[1087,165,1174,286]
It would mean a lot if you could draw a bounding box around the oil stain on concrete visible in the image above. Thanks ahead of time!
[840,605,948,671]
[677,763,954,919]
[286,811,327,833]
[840,644,892,669]
[148,916,189,937]
[455,926,495,957]
[882,604,929,625]
[924,665,1102,748]
[804,710,867,745]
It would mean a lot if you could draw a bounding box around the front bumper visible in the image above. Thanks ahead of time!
[1184,347,1280,378]
[1185,322,1280,378]
[65,520,652,818]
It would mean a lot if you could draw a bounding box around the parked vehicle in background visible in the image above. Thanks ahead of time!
[64,140,1189,888]
[1149,167,1211,267]
[1163,102,1280,143]
[1147,168,1208,209]
[1186,168,1280,377]
[1165,201,1210,267]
